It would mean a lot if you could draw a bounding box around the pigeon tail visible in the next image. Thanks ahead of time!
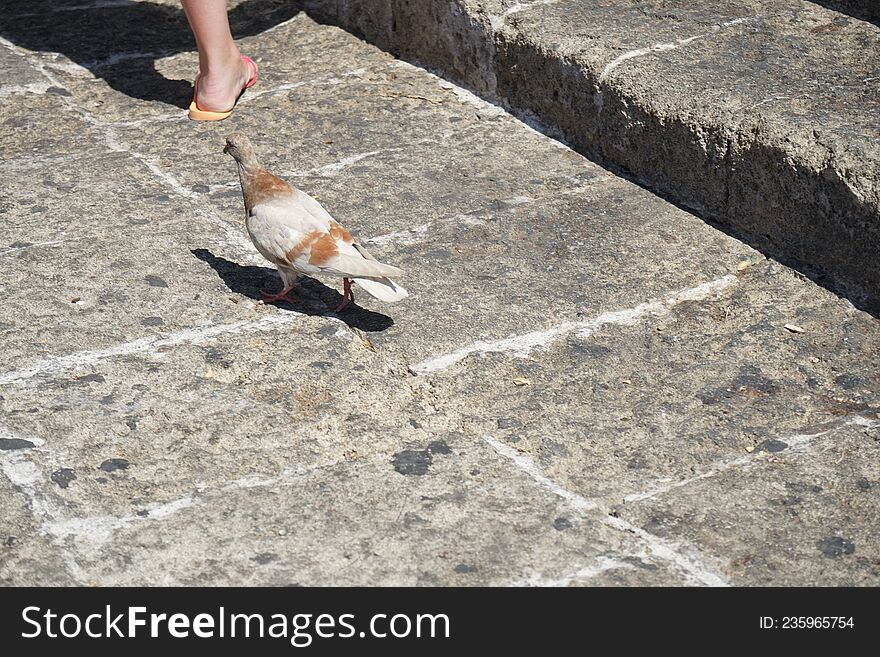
[353,277,408,302]
[333,253,403,279]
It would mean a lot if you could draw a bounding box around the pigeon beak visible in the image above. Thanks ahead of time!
[222,143,230,155]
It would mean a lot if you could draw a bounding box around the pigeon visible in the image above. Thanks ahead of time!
[223,133,408,311]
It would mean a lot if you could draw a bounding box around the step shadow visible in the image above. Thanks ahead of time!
[192,248,395,333]
[808,1,879,26]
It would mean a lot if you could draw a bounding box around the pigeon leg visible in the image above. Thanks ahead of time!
[258,284,297,304]
[334,278,353,312]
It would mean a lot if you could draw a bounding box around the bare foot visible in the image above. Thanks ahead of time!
[193,53,253,112]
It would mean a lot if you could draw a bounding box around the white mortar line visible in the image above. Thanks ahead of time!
[285,138,436,179]
[599,18,752,83]
[294,149,388,177]
[220,457,350,492]
[490,0,563,31]
[367,207,495,247]
[42,59,99,77]
[367,223,431,247]
[0,81,54,97]
[746,95,791,111]
[485,436,598,512]
[484,434,729,586]
[82,50,172,71]
[44,494,198,546]
[499,194,538,205]
[106,113,188,128]
[510,556,633,587]
[602,514,729,586]
[39,456,351,548]
[410,275,737,374]
[202,141,437,195]
[622,414,880,504]
[0,239,75,257]
[135,152,199,198]
[0,314,307,386]
[239,68,369,104]
[0,430,87,581]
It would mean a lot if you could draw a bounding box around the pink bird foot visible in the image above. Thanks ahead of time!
[334,278,354,312]
[258,286,297,304]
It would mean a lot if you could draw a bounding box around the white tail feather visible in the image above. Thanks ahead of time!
[353,277,408,302]
[333,253,403,278]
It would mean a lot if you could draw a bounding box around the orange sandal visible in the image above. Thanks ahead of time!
[188,55,258,121]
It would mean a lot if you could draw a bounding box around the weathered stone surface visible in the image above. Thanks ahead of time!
[0,0,301,120]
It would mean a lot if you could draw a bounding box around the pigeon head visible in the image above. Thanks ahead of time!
[223,133,259,167]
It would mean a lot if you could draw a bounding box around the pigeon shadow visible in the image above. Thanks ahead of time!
[0,0,303,109]
[192,249,395,333]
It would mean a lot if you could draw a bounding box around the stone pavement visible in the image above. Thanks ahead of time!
[0,1,878,586]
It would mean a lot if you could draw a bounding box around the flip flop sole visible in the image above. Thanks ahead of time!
[188,56,258,122]
[188,101,234,121]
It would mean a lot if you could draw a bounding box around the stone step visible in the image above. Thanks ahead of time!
[305,0,880,314]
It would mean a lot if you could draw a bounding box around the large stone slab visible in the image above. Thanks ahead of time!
[0,92,107,160]
[424,260,880,507]
[0,149,273,371]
